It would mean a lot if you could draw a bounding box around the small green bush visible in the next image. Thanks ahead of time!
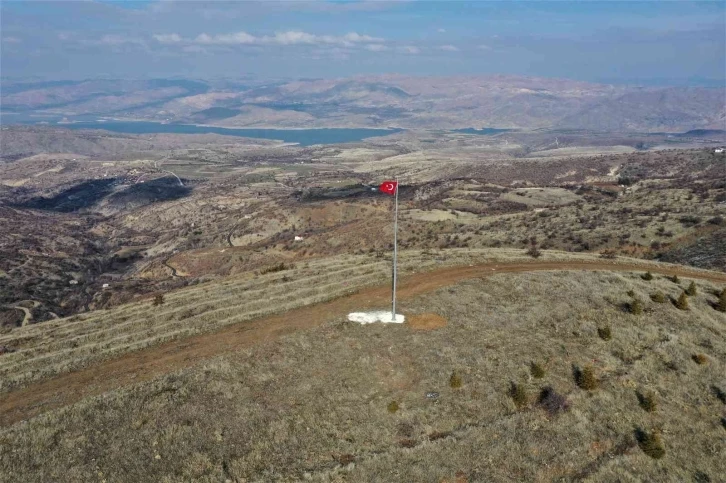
[626,289,635,297]
[686,281,697,296]
[637,391,657,412]
[575,365,599,390]
[449,371,462,389]
[526,244,541,259]
[716,289,726,313]
[675,292,689,310]
[642,271,653,281]
[710,385,726,404]
[692,353,708,365]
[387,401,400,413]
[153,294,165,306]
[630,298,643,315]
[597,326,612,341]
[530,362,546,379]
[509,382,528,409]
[636,429,665,459]
[651,292,666,303]
[670,274,680,284]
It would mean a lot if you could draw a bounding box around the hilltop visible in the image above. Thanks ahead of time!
[1,251,725,481]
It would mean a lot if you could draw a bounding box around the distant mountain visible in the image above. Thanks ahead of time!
[2,75,724,132]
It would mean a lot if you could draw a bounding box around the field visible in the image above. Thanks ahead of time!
[1,256,725,482]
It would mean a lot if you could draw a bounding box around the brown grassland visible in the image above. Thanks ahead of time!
[1,252,725,482]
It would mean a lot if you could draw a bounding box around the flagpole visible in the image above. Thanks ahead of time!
[392,177,398,321]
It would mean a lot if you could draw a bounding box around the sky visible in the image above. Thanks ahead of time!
[1,0,724,86]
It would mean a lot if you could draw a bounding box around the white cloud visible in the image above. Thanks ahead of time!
[437,28,446,33]
[268,31,318,45]
[438,45,459,52]
[2,36,22,44]
[398,46,420,54]
[153,33,183,44]
[477,44,493,50]
[195,31,257,45]
[185,30,382,47]
[342,32,382,43]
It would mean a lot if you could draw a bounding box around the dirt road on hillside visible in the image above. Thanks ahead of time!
[2,260,725,427]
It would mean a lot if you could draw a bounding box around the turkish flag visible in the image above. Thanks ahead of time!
[379,180,398,195]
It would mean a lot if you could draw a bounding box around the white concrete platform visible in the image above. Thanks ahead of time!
[347,311,405,324]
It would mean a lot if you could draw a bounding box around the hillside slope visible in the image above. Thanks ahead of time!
[1,257,724,482]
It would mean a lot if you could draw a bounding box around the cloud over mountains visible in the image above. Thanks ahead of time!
[153,30,384,48]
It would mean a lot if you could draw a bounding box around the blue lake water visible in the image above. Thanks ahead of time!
[2,112,512,145]
[0,113,402,146]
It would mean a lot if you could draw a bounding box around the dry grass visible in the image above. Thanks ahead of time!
[1,249,680,393]
[1,269,724,481]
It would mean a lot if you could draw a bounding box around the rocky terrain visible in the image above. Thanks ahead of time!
[1,126,724,325]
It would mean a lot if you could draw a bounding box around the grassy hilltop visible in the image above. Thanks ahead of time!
[1,252,725,482]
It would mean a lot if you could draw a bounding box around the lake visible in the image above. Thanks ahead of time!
[0,113,402,146]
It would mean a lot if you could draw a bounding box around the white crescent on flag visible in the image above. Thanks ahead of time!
[379,180,398,195]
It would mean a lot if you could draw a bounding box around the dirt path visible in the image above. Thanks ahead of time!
[2,260,724,427]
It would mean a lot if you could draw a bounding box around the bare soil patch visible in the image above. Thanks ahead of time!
[406,312,448,331]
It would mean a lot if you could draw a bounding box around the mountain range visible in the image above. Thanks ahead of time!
[2,75,724,132]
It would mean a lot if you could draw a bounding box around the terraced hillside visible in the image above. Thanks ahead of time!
[0,251,724,482]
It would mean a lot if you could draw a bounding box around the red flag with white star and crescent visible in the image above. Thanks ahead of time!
[379,180,398,195]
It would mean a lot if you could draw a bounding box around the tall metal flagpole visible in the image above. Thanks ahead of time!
[392,177,398,321]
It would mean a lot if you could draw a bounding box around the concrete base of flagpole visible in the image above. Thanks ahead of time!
[347,311,405,324]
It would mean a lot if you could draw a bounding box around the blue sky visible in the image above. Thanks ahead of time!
[1,1,724,85]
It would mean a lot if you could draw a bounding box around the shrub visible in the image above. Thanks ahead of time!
[260,262,295,275]
[630,298,643,315]
[153,294,165,306]
[337,454,355,465]
[651,292,666,303]
[387,401,400,413]
[635,428,665,459]
[626,289,635,297]
[428,431,452,441]
[598,326,612,341]
[509,382,528,409]
[530,362,546,379]
[716,289,726,313]
[398,438,416,448]
[711,385,726,404]
[526,244,541,259]
[537,386,570,416]
[636,391,657,412]
[599,249,617,259]
[449,371,462,389]
[575,365,599,390]
[642,271,653,281]
[686,281,697,296]
[675,292,689,310]
[670,274,680,284]
[692,354,708,365]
